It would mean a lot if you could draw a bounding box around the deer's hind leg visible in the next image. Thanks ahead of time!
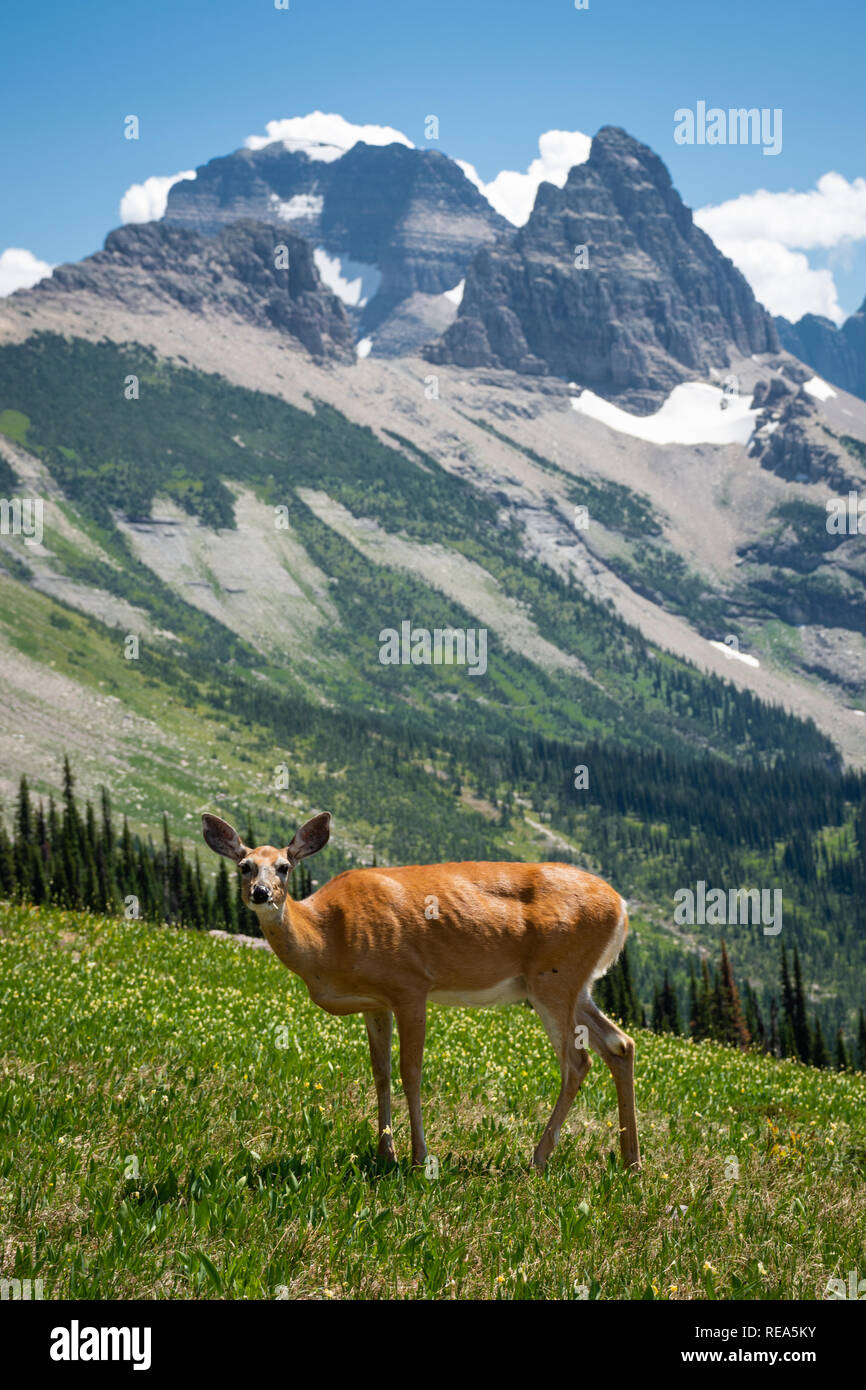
[364,1010,396,1162]
[575,991,641,1171]
[528,983,592,1173]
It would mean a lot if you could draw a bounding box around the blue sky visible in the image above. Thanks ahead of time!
[2,0,865,318]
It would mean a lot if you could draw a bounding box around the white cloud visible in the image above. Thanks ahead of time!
[245,112,414,161]
[0,247,54,297]
[119,171,196,224]
[696,172,866,324]
[697,173,866,250]
[708,237,844,324]
[457,129,591,226]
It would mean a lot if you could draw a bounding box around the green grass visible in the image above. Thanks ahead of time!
[0,409,30,445]
[1,902,863,1300]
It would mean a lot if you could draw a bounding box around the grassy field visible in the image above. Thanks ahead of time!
[0,902,864,1301]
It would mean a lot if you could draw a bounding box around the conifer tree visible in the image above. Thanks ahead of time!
[16,775,32,844]
[687,960,699,1038]
[810,1016,829,1069]
[0,821,15,896]
[792,947,811,1064]
[716,941,750,1049]
[768,996,780,1058]
[694,958,713,1040]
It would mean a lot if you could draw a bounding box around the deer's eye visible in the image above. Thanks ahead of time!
[275,861,289,875]
[239,861,253,875]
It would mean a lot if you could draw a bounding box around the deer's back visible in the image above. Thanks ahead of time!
[304,861,624,981]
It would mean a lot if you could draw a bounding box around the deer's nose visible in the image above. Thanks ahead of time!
[251,884,270,904]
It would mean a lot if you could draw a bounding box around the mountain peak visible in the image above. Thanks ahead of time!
[425,127,777,403]
[162,136,506,356]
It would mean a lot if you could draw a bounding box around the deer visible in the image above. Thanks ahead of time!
[202,810,641,1174]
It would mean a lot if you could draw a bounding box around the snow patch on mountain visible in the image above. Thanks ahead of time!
[804,375,838,401]
[571,382,759,446]
[708,641,761,668]
[313,248,382,308]
[269,193,324,222]
[443,279,465,306]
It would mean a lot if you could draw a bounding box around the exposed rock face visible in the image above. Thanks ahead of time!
[164,141,507,354]
[776,299,866,403]
[425,126,778,409]
[31,220,356,362]
[748,368,858,490]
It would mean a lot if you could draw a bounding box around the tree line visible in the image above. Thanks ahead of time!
[2,760,861,1074]
[0,760,312,937]
[614,937,866,1072]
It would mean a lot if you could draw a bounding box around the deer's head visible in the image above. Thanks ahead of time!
[201,812,331,917]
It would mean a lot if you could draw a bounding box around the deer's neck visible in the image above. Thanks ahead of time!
[254,894,324,978]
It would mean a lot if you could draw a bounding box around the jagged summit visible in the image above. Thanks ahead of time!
[424,126,778,409]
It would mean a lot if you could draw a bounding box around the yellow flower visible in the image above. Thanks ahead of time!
[703,1261,716,1273]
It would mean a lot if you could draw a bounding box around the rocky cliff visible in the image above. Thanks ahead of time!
[164,140,508,355]
[776,298,866,403]
[425,126,778,409]
[30,220,356,362]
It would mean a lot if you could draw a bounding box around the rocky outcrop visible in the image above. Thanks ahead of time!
[425,126,778,409]
[748,369,860,490]
[776,298,866,403]
[32,220,356,361]
[164,141,507,354]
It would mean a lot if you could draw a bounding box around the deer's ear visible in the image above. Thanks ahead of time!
[202,814,248,863]
[287,812,331,863]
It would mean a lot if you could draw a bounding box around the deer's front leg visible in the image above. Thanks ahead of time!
[395,1002,427,1167]
[364,1010,396,1162]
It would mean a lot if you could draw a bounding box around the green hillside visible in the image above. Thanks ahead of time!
[1,333,865,1045]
